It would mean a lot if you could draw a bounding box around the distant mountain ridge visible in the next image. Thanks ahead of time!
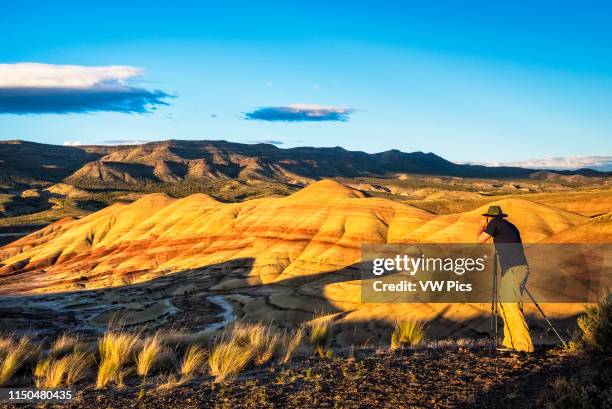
[0,139,609,187]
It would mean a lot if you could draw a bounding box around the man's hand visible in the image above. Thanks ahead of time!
[476,216,492,243]
[478,217,488,233]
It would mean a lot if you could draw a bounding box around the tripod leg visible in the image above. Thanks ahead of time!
[523,286,567,347]
[490,252,499,354]
[490,273,495,354]
[494,269,498,344]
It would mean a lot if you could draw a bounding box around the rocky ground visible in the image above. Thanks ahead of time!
[3,346,593,409]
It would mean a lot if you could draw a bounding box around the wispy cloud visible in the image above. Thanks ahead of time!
[244,104,354,122]
[63,139,150,146]
[0,63,173,115]
[63,140,84,146]
[248,139,284,145]
[464,156,612,171]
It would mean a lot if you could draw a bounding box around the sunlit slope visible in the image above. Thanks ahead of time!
[0,180,434,293]
[0,180,605,297]
[543,213,612,243]
[529,191,612,217]
[391,198,588,243]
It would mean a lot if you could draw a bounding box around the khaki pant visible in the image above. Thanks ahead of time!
[498,265,534,352]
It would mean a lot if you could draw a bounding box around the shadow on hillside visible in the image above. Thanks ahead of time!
[0,256,580,346]
[0,257,360,337]
[0,194,53,218]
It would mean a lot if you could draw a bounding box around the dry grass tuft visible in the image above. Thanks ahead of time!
[135,334,163,378]
[34,349,93,388]
[209,341,253,383]
[208,322,279,382]
[308,313,334,357]
[0,335,14,359]
[96,330,139,388]
[180,344,207,378]
[33,358,51,381]
[255,330,280,365]
[50,334,81,358]
[390,315,425,349]
[280,324,306,364]
[34,357,68,388]
[0,336,39,386]
[64,350,93,385]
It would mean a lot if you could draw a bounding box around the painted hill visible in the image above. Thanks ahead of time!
[0,180,433,293]
[0,179,607,344]
[0,180,596,296]
[530,191,612,217]
[543,213,612,243]
[393,198,588,243]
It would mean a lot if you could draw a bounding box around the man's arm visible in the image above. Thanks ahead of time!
[476,217,492,243]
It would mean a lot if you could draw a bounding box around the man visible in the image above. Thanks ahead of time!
[476,205,534,352]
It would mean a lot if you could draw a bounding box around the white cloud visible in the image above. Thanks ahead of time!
[0,63,172,114]
[244,104,355,122]
[245,104,354,122]
[63,140,84,146]
[287,104,348,113]
[0,63,142,88]
[464,156,612,171]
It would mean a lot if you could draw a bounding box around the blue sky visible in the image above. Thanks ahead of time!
[1,0,611,166]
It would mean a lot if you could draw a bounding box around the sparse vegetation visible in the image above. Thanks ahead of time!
[0,336,38,386]
[34,357,68,388]
[571,292,611,354]
[255,329,280,365]
[308,313,334,357]
[96,330,139,388]
[64,350,93,385]
[50,333,81,357]
[135,334,163,378]
[209,340,253,383]
[33,351,91,389]
[543,293,612,408]
[281,324,306,364]
[180,344,207,378]
[209,322,279,382]
[0,325,609,408]
[390,316,425,349]
[0,335,15,360]
[544,369,612,409]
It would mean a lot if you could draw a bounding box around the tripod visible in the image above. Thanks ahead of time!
[489,252,498,355]
[489,252,567,353]
[522,285,567,348]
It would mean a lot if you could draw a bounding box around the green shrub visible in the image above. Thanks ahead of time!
[572,293,611,354]
[544,370,612,409]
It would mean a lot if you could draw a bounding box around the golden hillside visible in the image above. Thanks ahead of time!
[0,180,608,344]
[394,198,587,243]
[0,180,433,293]
[543,213,612,243]
[0,180,600,295]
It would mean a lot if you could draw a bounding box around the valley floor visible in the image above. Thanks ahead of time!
[5,346,594,409]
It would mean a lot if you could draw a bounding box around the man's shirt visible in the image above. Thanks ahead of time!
[484,217,528,273]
